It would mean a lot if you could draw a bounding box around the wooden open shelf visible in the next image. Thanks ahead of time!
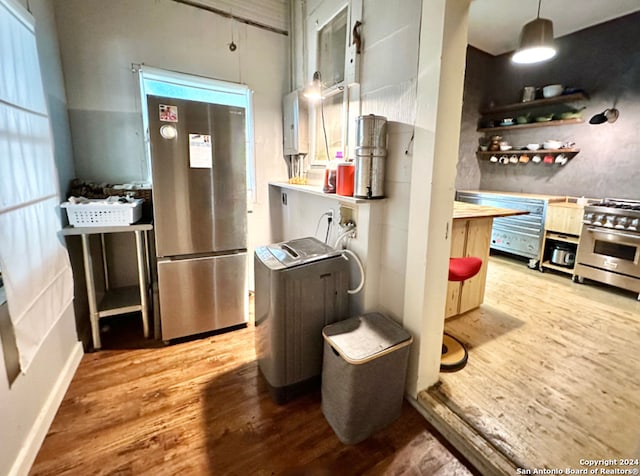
[477,119,583,133]
[476,148,580,157]
[479,92,589,115]
[540,260,575,275]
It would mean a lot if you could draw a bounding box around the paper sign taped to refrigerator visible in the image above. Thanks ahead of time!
[189,133,212,168]
[159,104,178,122]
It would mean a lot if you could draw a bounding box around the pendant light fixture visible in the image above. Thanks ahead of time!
[512,0,557,64]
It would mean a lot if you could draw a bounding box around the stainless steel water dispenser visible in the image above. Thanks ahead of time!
[354,114,387,199]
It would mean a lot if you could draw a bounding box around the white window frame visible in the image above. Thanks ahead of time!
[305,0,362,165]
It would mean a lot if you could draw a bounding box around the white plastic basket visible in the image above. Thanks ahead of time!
[61,199,143,227]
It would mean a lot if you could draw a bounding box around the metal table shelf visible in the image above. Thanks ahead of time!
[63,222,153,349]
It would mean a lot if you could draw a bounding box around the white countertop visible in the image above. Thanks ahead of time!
[269,182,386,204]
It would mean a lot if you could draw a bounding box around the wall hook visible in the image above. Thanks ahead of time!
[352,20,362,54]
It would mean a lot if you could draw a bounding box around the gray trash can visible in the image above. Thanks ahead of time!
[321,312,413,444]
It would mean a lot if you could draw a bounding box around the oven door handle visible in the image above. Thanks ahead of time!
[586,227,640,241]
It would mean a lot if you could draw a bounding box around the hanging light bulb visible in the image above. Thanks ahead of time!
[512,0,557,64]
[302,71,323,101]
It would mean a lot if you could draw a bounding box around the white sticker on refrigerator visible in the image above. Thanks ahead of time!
[189,134,212,168]
[159,104,178,122]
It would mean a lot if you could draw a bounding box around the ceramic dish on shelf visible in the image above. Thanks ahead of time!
[543,84,563,98]
[557,110,584,120]
[526,143,541,151]
[535,115,553,122]
[543,140,562,150]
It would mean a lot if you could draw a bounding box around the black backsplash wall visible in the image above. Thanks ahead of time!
[456,12,640,200]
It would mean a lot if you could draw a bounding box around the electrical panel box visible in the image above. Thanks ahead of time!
[283,90,308,156]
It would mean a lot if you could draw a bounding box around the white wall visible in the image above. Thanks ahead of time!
[359,0,422,322]
[288,0,470,396]
[30,0,75,196]
[52,0,290,287]
[0,1,82,474]
[268,184,384,315]
[403,0,470,395]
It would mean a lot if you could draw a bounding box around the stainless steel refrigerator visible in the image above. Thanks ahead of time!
[147,95,247,341]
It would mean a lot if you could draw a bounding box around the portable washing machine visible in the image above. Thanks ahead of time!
[254,236,350,404]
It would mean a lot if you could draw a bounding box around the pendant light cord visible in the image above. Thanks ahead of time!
[321,100,330,161]
[537,0,542,18]
[313,71,331,162]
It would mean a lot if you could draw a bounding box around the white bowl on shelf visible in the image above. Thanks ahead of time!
[526,143,541,151]
[542,84,563,98]
[543,140,563,150]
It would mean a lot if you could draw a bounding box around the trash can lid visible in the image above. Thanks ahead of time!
[322,313,413,364]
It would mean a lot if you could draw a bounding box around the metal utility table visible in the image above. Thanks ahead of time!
[62,223,153,349]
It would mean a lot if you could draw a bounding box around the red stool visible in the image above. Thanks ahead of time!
[441,256,482,372]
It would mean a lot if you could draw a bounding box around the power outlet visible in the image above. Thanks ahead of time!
[339,205,356,228]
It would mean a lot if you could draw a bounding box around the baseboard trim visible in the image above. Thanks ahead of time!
[9,341,83,476]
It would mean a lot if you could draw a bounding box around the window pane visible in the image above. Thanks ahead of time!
[318,8,347,87]
[315,90,344,162]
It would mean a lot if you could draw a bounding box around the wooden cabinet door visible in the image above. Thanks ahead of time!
[445,218,492,317]
[445,220,466,318]
[458,217,492,315]
[545,204,583,236]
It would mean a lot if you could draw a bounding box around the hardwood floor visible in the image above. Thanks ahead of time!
[31,306,476,475]
[420,254,640,473]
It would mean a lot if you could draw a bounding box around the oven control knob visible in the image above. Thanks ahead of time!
[615,217,628,229]
[582,213,594,224]
[628,218,639,231]
[593,214,605,226]
[604,216,615,228]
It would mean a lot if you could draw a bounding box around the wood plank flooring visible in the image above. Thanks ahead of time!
[30,304,477,475]
[421,254,640,473]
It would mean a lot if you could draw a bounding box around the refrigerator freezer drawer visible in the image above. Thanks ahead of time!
[158,252,247,340]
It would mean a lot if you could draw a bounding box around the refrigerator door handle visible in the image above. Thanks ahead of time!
[158,250,248,263]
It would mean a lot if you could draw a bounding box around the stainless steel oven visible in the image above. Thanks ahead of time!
[574,199,640,298]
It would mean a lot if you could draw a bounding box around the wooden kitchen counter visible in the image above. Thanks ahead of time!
[452,200,528,220]
[457,189,567,202]
[446,202,527,318]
